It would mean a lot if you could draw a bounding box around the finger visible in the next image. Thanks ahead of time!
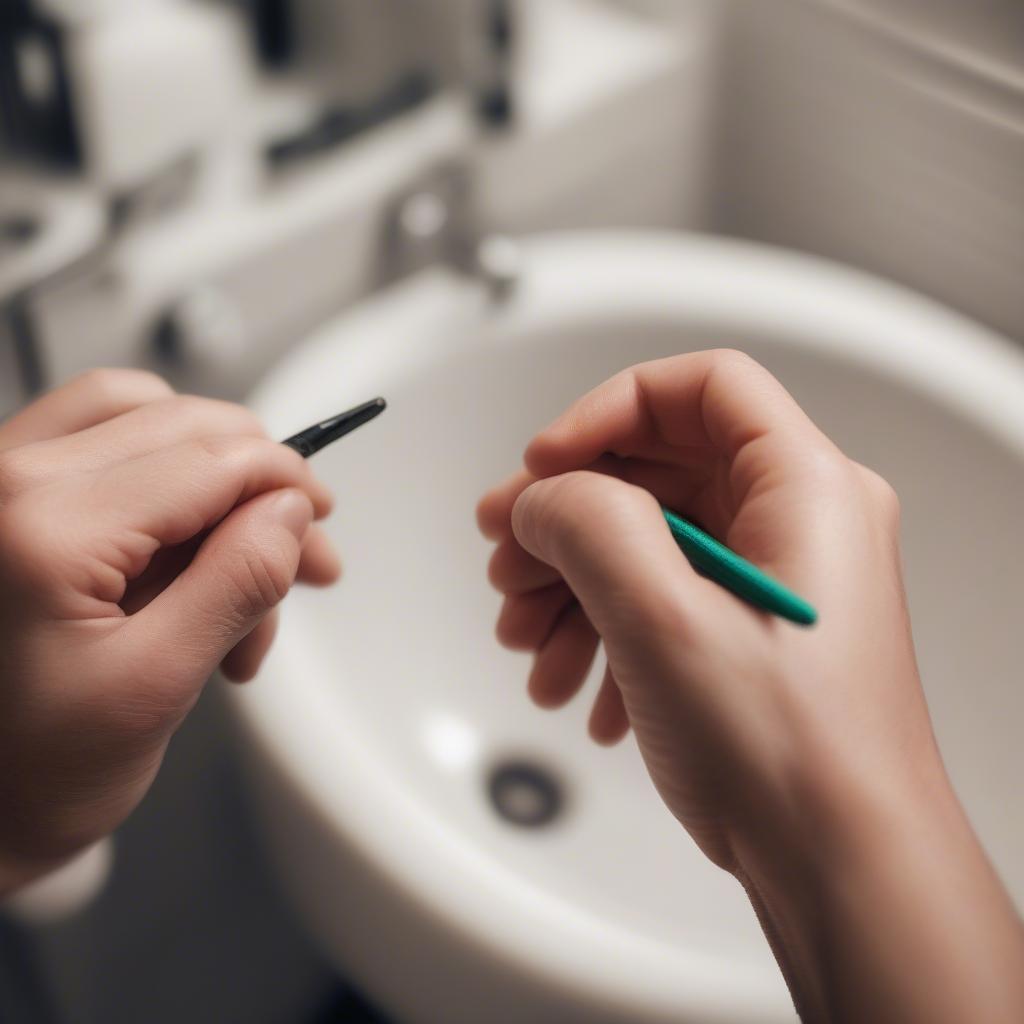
[221,609,279,683]
[512,471,735,646]
[476,457,715,545]
[589,665,630,745]
[495,582,574,651]
[616,459,734,541]
[580,452,727,535]
[523,352,854,585]
[527,603,600,709]
[0,369,173,450]
[119,524,340,613]
[525,350,835,493]
[296,525,342,587]
[76,436,332,582]
[477,469,536,541]
[124,488,313,703]
[119,536,204,614]
[488,538,563,595]
[18,395,267,479]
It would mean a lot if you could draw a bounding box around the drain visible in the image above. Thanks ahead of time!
[486,759,564,828]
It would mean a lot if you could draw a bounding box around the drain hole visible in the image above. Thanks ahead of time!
[487,759,564,828]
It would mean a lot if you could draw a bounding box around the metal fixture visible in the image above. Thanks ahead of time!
[486,758,565,829]
[152,285,248,379]
[380,159,521,301]
[0,157,202,399]
[0,178,107,397]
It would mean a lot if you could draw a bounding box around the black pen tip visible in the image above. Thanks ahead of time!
[282,396,388,457]
[353,397,386,423]
[348,396,386,417]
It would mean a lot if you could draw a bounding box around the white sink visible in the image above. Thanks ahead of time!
[229,233,1024,1024]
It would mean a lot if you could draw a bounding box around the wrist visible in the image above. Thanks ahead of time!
[730,750,1024,1023]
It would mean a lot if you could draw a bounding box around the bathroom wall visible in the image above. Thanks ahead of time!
[710,0,1024,342]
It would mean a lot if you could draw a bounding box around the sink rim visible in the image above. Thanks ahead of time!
[229,231,1024,1019]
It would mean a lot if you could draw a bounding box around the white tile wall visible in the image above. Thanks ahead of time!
[712,0,1024,341]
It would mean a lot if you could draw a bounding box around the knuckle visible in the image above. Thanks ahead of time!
[188,434,306,499]
[792,445,856,491]
[161,395,264,437]
[74,367,171,404]
[707,347,763,375]
[227,548,294,620]
[859,465,901,525]
[193,432,264,467]
[701,349,773,406]
[229,405,265,437]
[158,394,211,421]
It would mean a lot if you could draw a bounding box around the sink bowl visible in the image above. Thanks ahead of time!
[229,232,1024,1024]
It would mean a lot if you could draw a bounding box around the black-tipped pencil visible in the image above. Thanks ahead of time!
[282,398,387,458]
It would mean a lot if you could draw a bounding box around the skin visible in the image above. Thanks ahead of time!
[477,350,1024,1023]
[0,369,340,893]
[2,357,1022,1021]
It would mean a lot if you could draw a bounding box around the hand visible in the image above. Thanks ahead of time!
[478,350,1024,1022]
[479,349,924,859]
[0,370,340,893]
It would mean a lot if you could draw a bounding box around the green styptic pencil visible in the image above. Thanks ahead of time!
[661,507,817,627]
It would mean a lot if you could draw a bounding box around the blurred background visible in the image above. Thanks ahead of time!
[0,1,1021,1022]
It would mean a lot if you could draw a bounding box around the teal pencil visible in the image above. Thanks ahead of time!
[661,507,817,627]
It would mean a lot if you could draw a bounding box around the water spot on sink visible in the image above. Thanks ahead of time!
[486,759,564,829]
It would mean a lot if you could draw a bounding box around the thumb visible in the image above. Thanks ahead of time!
[125,487,313,703]
[511,471,730,650]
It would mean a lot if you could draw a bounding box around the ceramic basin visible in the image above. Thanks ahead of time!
[229,233,1024,1024]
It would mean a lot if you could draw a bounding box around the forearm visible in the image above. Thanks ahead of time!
[735,769,1024,1023]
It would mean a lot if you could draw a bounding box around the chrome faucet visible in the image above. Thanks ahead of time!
[0,1,522,403]
[379,159,520,302]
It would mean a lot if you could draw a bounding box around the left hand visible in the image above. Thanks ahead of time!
[0,370,341,893]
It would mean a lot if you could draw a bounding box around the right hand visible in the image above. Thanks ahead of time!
[478,350,1024,1022]
[478,349,929,867]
